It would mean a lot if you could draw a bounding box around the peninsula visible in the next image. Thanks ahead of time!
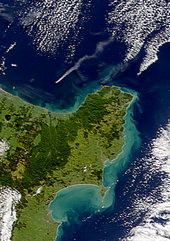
[0,86,133,240]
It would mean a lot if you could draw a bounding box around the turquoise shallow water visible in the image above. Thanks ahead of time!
[1,0,170,240]
[48,88,142,241]
[103,88,141,188]
[49,185,103,223]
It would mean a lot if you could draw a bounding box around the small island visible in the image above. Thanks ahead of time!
[0,86,133,240]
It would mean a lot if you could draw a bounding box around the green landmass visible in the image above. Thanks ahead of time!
[0,86,133,240]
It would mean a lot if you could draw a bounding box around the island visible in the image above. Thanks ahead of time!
[0,86,133,240]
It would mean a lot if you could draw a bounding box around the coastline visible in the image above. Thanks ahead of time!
[102,88,141,208]
[0,85,135,240]
[48,88,141,241]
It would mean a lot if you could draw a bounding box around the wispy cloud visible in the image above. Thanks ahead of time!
[55,37,115,84]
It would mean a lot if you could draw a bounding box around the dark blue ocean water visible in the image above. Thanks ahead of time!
[1,0,170,240]
[53,46,170,240]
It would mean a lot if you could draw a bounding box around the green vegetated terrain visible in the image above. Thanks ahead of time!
[0,86,133,240]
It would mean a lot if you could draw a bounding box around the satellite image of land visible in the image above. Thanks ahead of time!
[2,0,170,240]
[0,86,133,240]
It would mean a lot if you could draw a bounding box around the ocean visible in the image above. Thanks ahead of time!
[1,0,170,240]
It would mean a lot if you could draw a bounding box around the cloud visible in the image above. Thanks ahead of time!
[55,36,115,84]
[100,62,129,84]
[0,4,13,22]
